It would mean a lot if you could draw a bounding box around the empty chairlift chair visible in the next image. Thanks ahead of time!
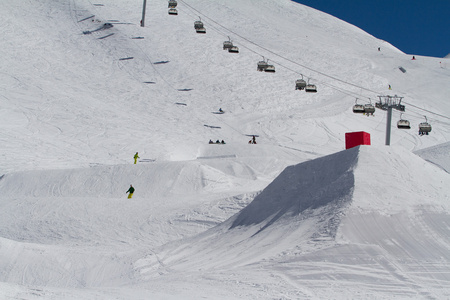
[228,46,239,53]
[295,78,307,90]
[168,8,178,15]
[397,114,411,129]
[168,0,177,8]
[265,65,276,72]
[305,82,317,93]
[353,99,365,113]
[418,116,432,135]
[264,60,275,73]
[353,103,365,114]
[194,19,206,34]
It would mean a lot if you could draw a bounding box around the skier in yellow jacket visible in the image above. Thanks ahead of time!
[134,152,140,164]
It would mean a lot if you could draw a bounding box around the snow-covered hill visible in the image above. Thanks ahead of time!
[1,0,449,298]
[2,0,449,174]
[133,146,449,297]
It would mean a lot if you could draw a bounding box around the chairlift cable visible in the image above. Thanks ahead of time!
[179,0,381,95]
[179,0,450,123]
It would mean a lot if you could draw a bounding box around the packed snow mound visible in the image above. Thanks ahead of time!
[414,141,450,173]
[140,145,450,272]
[352,145,450,212]
[230,146,357,230]
[232,144,450,230]
[0,159,262,200]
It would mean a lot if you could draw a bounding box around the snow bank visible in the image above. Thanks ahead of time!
[414,141,450,173]
[139,145,450,295]
[229,146,358,230]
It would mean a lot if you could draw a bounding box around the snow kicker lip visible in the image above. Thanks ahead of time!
[230,147,359,231]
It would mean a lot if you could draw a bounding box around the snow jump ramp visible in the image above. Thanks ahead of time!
[142,146,450,296]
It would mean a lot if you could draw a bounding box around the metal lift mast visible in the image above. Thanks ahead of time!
[376,95,405,145]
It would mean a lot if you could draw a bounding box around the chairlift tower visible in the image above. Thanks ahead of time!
[141,0,147,27]
[376,95,405,145]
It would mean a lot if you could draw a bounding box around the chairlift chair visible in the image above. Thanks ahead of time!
[223,40,233,50]
[364,103,375,116]
[257,60,268,72]
[353,104,365,113]
[305,84,317,93]
[168,8,178,15]
[419,116,432,135]
[397,114,410,129]
[168,0,177,8]
[419,122,432,135]
[194,20,206,33]
[264,64,276,73]
[194,20,204,29]
[223,37,233,50]
[228,46,239,53]
[196,27,206,34]
[397,119,411,129]
[295,79,307,90]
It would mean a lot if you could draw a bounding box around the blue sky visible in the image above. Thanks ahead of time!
[292,0,450,58]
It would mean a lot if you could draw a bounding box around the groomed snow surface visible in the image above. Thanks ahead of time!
[1,0,450,299]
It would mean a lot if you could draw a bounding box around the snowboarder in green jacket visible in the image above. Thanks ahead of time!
[134,152,140,164]
[126,184,135,199]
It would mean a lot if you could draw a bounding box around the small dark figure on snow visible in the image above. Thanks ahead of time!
[209,139,214,144]
[126,184,135,199]
[221,140,226,144]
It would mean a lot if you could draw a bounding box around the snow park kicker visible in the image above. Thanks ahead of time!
[135,146,450,298]
[1,0,450,298]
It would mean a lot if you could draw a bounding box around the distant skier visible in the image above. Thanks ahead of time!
[126,184,135,199]
[134,152,140,164]
[388,84,392,90]
[219,108,224,113]
[252,135,256,144]
[412,56,416,60]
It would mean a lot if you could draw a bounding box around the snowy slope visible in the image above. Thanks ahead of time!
[1,0,449,174]
[1,0,450,299]
[415,141,450,173]
[134,146,450,298]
